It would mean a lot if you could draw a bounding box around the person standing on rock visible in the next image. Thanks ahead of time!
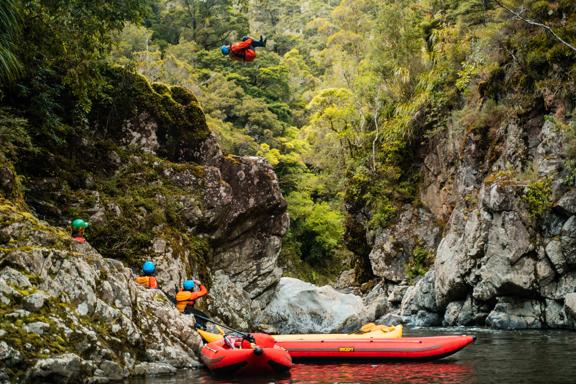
[135,261,158,289]
[176,279,209,328]
[70,218,89,243]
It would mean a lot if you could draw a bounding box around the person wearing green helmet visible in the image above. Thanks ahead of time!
[70,218,89,243]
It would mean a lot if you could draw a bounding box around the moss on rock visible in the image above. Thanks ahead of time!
[92,67,210,163]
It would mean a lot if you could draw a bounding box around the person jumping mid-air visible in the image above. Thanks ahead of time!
[221,35,267,62]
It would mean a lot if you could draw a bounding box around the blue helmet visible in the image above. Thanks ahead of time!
[183,280,195,291]
[142,261,155,274]
[220,45,230,55]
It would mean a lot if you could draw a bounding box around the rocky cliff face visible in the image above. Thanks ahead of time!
[0,68,288,381]
[354,103,576,329]
[428,116,576,329]
[0,199,201,382]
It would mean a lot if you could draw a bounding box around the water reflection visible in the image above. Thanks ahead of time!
[132,361,473,384]
[285,362,474,384]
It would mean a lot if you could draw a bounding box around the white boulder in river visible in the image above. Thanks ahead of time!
[258,277,368,333]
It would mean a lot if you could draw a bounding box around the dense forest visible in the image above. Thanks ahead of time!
[2,0,575,284]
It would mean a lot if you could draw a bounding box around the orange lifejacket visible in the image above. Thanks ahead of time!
[72,236,86,244]
[230,38,256,62]
[175,284,208,313]
[135,276,158,289]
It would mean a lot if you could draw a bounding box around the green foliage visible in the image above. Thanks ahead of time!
[0,0,154,158]
[91,67,210,162]
[406,246,433,282]
[523,179,553,220]
[0,0,22,82]
[286,191,345,266]
[456,61,480,91]
[0,108,31,158]
[146,0,249,49]
[0,108,31,200]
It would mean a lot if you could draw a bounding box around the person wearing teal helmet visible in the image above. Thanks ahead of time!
[176,279,209,329]
[176,279,207,313]
[142,261,156,275]
[70,218,89,243]
[135,261,158,289]
[183,280,195,291]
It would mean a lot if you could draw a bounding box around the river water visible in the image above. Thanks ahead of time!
[131,327,576,384]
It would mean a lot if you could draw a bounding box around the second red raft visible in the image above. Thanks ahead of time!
[275,334,476,361]
[200,333,292,375]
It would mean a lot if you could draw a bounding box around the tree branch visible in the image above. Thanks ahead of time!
[492,0,576,53]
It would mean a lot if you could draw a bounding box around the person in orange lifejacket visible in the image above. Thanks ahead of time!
[176,279,207,314]
[135,261,158,289]
[70,218,89,243]
[220,35,267,62]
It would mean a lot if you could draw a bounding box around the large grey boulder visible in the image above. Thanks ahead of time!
[485,298,543,329]
[208,156,289,299]
[442,296,480,326]
[206,270,258,329]
[545,299,574,329]
[258,277,368,333]
[561,216,576,266]
[556,189,576,216]
[368,233,409,282]
[541,271,576,300]
[472,212,536,301]
[435,207,489,308]
[368,206,439,282]
[564,293,576,321]
[545,239,566,274]
[400,270,440,326]
[534,120,566,176]
[132,362,177,377]
[362,282,390,321]
[27,353,93,383]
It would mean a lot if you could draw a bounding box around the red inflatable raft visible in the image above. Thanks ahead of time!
[276,335,476,361]
[200,333,292,375]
